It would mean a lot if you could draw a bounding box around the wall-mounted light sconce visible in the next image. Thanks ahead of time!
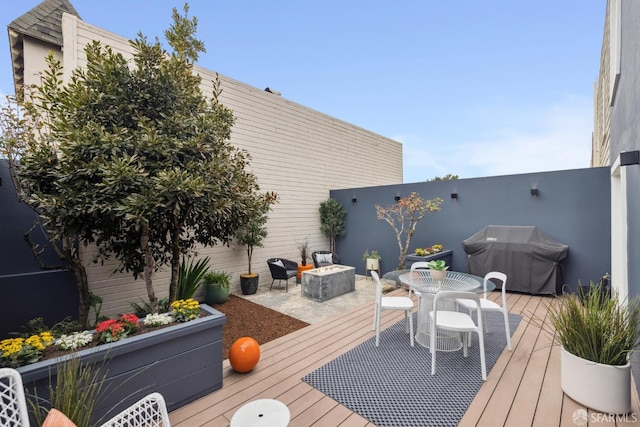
[351,197,357,204]
[530,188,539,197]
[621,150,640,166]
[450,193,458,200]
[394,195,401,202]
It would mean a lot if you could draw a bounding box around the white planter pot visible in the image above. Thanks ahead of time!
[560,346,631,414]
[429,269,446,281]
[365,258,380,271]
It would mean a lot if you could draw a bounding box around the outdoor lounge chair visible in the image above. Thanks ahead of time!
[267,258,298,292]
[311,251,340,268]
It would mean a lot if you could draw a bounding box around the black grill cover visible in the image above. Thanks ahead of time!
[462,225,568,295]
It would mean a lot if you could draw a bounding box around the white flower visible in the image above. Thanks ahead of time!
[143,313,173,327]
[57,331,94,350]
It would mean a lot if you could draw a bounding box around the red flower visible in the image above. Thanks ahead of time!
[96,319,118,333]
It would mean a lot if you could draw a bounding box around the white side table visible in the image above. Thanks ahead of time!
[230,399,290,427]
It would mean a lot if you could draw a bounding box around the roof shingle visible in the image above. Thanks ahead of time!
[8,0,81,46]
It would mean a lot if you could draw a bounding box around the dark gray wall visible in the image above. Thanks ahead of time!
[332,167,611,292]
[609,0,640,395]
[610,0,640,302]
[0,160,78,338]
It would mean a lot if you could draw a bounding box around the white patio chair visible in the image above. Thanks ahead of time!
[371,271,414,347]
[0,368,30,427]
[408,261,430,300]
[456,271,512,351]
[430,291,486,381]
[99,392,170,427]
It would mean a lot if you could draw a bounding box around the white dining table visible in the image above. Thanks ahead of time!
[398,270,493,350]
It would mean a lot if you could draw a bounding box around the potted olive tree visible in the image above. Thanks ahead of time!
[548,282,640,414]
[236,211,268,295]
[203,271,231,304]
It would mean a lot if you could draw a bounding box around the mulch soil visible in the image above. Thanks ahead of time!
[212,295,310,360]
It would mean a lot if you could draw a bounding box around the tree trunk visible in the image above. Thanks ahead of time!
[169,214,181,304]
[65,244,90,328]
[140,221,158,313]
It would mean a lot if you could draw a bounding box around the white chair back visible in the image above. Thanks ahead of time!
[99,392,170,427]
[371,270,383,301]
[0,368,30,427]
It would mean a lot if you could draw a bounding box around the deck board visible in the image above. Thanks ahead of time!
[170,289,640,426]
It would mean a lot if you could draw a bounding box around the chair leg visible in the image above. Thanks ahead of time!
[430,321,437,375]
[270,279,275,290]
[408,309,414,347]
[503,309,512,350]
[478,330,487,381]
[375,306,381,347]
[405,311,409,334]
[372,304,378,331]
[484,311,490,333]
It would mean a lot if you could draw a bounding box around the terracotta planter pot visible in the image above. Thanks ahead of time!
[297,263,314,279]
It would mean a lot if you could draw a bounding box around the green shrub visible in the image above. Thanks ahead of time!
[203,271,231,289]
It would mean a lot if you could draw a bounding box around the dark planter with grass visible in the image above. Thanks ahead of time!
[18,304,226,425]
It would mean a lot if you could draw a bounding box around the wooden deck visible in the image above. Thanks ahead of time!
[170,290,640,426]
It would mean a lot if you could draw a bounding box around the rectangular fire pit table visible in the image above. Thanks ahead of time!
[301,265,356,302]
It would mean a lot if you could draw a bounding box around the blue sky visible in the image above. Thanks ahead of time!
[1,1,606,182]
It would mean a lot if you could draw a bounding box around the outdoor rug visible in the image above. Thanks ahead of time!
[302,311,521,427]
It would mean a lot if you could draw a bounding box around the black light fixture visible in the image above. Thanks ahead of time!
[530,188,539,197]
[620,150,640,166]
[394,195,401,202]
[450,193,458,200]
[351,197,357,204]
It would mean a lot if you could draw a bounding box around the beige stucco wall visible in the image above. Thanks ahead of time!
[56,14,402,318]
[21,36,62,88]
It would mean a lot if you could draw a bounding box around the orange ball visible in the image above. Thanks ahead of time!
[229,337,261,373]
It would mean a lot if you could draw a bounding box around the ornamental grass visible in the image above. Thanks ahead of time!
[548,282,640,366]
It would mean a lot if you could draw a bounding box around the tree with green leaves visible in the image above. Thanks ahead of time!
[375,192,443,269]
[428,174,459,181]
[319,199,346,253]
[1,4,276,320]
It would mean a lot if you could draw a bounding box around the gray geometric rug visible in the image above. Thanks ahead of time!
[303,311,521,427]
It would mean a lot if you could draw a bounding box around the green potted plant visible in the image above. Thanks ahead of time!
[203,271,231,304]
[236,212,268,295]
[362,249,382,272]
[548,282,640,414]
[427,259,448,280]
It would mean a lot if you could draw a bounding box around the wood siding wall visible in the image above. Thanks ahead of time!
[60,14,402,318]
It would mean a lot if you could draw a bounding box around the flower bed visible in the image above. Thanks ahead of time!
[16,303,226,424]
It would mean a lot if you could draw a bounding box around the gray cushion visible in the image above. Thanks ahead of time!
[273,260,285,268]
[316,253,333,264]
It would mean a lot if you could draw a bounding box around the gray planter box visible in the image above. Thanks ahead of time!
[405,249,453,268]
[18,304,226,424]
